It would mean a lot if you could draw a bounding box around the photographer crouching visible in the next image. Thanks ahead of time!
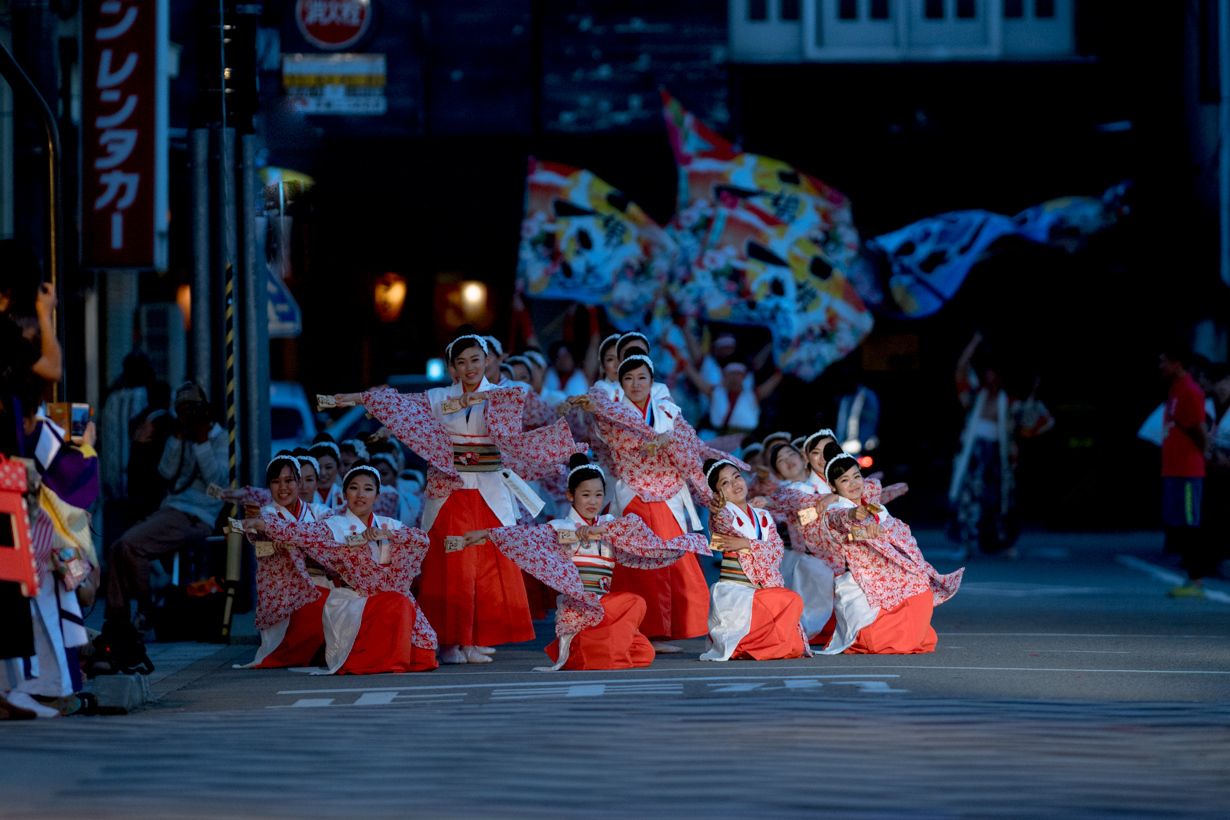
[104,382,227,637]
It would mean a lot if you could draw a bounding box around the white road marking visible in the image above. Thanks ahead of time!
[354,691,467,705]
[277,674,902,696]
[286,698,334,708]
[830,681,909,693]
[491,683,683,700]
[1117,555,1230,603]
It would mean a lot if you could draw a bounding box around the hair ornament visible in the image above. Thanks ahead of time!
[342,464,382,489]
[705,458,736,485]
[446,333,489,360]
[297,455,321,475]
[341,439,370,461]
[803,429,836,453]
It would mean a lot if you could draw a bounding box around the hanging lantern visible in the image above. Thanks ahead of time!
[374,272,408,323]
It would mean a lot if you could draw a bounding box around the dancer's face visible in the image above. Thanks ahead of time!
[567,477,606,521]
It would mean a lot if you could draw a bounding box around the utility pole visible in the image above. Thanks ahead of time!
[195,0,264,640]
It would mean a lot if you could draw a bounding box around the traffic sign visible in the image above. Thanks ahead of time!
[295,0,373,51]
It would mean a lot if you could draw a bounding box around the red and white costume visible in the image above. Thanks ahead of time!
[589,390,741,641]
[361,382,582,647]
[486,510,710,670]
[819,485,963,655]
[245,498,331,669]
[769,473,844,644]
[701,502,808,662]
[319,481,344,511]
[263,509,438,674]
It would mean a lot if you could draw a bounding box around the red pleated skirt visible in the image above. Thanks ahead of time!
[338,591,439,675]
[811,612,838,646]
[253,592,327,669]
[423,489,535,647]
[524,571,559,620]
[609,496,709,641]
[844,590,938,655]
[731,588,807,661]
[544,592,656,670]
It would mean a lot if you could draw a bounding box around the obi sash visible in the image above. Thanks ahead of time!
[452,443,503,472]
[719,555,756,588]
[573,542,615,595]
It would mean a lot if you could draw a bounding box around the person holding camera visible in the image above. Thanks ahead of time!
[104,382,228,634]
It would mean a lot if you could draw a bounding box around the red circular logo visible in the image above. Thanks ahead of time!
[295,0,372,51]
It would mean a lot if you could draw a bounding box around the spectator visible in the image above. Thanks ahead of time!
[125,380,174,522]
[1203,362,1230,582]
[0,239,62,720]
[544,340,589,396]
[947,332,1053,560]
[105,382,228,633]
[1159,347,1210,597]
[684,359,783,437]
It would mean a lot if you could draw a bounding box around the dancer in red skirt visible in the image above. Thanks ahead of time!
[235,453,330,669]
[469,454,712,670]
[819,445,963,655]
[565,353,743,652]
[331,324,582,664]
[244,464,438,674]
[700,459,808,662]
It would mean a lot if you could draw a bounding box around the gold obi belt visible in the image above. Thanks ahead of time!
[453,443,503,472]
[719,555,757,588]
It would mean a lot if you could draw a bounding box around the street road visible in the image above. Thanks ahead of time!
[2,531,1228,819]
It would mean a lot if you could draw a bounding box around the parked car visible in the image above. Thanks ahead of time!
[270,382,317,454]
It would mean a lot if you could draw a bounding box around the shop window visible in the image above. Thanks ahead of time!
[925,0,945,19]
[957,0,977,19]
[871,0,890,19]
[749,0,768,21]
[839,0,858,20]
[1035,0,1055,17]
[1004,0,1023,17]
[781,0,801,21]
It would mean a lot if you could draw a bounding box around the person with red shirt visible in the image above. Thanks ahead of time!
[1159,347,1209,597]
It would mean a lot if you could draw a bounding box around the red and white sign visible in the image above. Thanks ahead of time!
[295,0,373,50]
[82,0,168,270]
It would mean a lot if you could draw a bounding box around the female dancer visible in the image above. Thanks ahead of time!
[764,438,842,644]
[567,354,740,652]
[700,459,807,662]
[331,325,582,664]
[821,448,963,655]
[592,332,623,401]
[240,453,330,669]
[467,454,711,670]
[292,450,334,518]
[309,434,343,509]
[245,464,438,674]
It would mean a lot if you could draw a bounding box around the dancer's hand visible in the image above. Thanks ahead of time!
[711,533,751,553]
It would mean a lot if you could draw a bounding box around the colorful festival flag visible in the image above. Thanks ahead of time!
[517,158,675,327]
[661,91,872,380]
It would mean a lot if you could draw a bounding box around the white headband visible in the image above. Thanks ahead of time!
[341,439,370,461]
[741,442,763,456]
[447,334,489,359]
[524,350,546,369]
[311,441,340,459]
[370,452,398,470]
[803,429,836,453]
[484,336,503,356]
[267,454,300,477]
[619,332,649,348]
[297,455,320,475]
[705,458,736,486]
[825,452,858,481]
[791,437,805,448]
[620,354,654,374]
[599,333,621,354]
[762,431,791,447]
[342,464,381,490]
[568,462,606,481]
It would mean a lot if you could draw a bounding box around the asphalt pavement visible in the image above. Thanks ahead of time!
[2,530,1227,819]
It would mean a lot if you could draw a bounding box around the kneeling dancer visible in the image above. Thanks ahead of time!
[700,459,808,662]
[247,464,439,674]
[470,454,712,670]
[820,447,963,655]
